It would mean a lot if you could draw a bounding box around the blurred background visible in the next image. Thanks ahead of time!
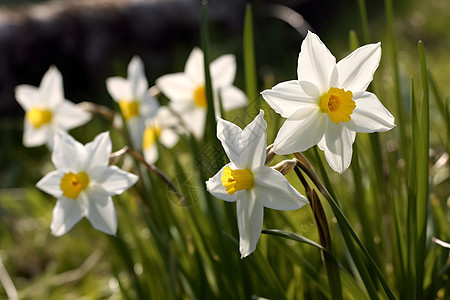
[0,0,449,298]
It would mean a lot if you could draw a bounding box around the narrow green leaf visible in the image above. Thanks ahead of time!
[262,229,328,253]
[384,0,408,154]
[407,76,418,300]
[243,4,259,119]
[415,40,430,300]
[356,0,370,43]
[348,30,360,51]
[200,2,217,143]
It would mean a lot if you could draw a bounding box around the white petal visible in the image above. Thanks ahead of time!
[240,110,267,169]
[126,117,146,149]
[351,92,395,133]
[297,31,336,93]
[50,197,84,236]
[156,72,195,103]
[205,163,237,202]
[217,117,243,167]
[15,85,40,110]
[211,54,236,88]
[143,143,158,164]
[39,66,64,108]
[52,130,86,171]
[185,47,204,85]
[106,77,132,101]
[139,93,160,119]
[178,106,206,140]
[159,128,179,148]
[90,165,138,196]
[36,170,64,198]
[261,80,317,118]
[84,132,112,170]
[53,101,91,130]
[318,123,356,173]
[273,107,326,155]
[252,166,308,210]
[127,56,149,99]
[219,86,248,111]
[85,187,117,235]
[23,121,50,148]
[236,190,264,258]
[337,42,381,92]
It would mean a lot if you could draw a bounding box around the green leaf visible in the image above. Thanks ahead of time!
[415,40,430,300]
[243,4,259,120]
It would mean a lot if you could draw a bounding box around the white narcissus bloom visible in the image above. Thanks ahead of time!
[36,131,139,236]
[156,47,247,139]
[261,31,395,173]
[15,66,91,149]
[206,110,308,258]
[106,56,159,148]
[142,106,180,164]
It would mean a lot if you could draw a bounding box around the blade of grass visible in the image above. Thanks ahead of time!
[201,1,218,144]
[356,0,370,43]
[243,4,259,120]
[415,40,430,300]
[262,229,328,253]
[296,154,397,300]
[385,0,407,154]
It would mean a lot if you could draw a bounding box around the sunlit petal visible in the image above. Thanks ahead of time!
[297,31,336,93]
[318,123,356,173]
[261,80,317,118]
[36,170,64,198]
[85,187,117,236]
[273,107,326,155]
[337,43,381,92]
[236,191,264,258]
[50,197,84,236]
[352,92,395,133]
[253,166,308,210]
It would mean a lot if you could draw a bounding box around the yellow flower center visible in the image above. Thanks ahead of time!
[193,85,207,108]
[60,172,90,200]
[26,107,52,128]
[221,166,253,195]
[119,100,140,120]
[142,124,161,150]
[319,87,355,124]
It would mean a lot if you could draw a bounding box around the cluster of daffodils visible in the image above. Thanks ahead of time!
[106,49,247,164]
[156,47,247,139]
[206,31,395,257]
[15,31,394,258]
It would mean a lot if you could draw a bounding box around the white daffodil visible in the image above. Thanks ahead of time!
[142,106,180,164]
[261,31,395,173]
[106,56,159,148]
[15,66,91,149]
[36,131,138,236]
[156,47,247,139]
[206,110,308,258]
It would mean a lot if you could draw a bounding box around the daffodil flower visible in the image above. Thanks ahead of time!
[15,66,91,148]
[156,47,247,139]
[261,31,395,173]
[142,106,180,164]
[36,131,138,236]
[106,56,159,148]
[206,110,308,258]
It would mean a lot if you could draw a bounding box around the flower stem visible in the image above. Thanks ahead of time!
[294,165,342,300]
[295,153,396,300]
